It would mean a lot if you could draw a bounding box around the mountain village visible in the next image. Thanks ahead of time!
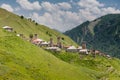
[2,25,111,59]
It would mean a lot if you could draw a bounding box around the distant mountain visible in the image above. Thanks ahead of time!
[65,14,120,58]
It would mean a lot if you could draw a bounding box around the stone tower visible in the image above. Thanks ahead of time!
[82,41,86,49]
[57,36,62,48]
[50,38,53,47]
[34,34,38,39]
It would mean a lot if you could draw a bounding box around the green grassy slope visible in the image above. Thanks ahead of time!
[50,51,120,80]
[0,8,97,80]
[1,8,120,80]
[0,8,77,46]
[0,28,97,80]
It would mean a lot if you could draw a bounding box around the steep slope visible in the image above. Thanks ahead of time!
[0,8,77,46]
[0,8,98,80]
[65,14,120,58]
[51,51,120,80]
[1,28,120,80]
[1,8,120,80]
[0,28,96,80]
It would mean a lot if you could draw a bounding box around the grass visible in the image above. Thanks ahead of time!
[49,51,120,80]
[0,28,97,80]
[0,8,120,80]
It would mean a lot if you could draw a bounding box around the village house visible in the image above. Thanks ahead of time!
[81,41,86,49]
[63,46,69,50]
[44,37,63,52]
[106,55,111,59]
[49,38,54,47]
[31,34,44,45]
[16,34,20,37]
[2,26,13,32]
[57,37,63,48]
[32,38,44,45]
[77,46,82,51]
[46,46,61,52]
[79,49,89,54]
[79,41,89,54]
[40,41,49,47]
[16,34,24,37]
[66,46,77,52]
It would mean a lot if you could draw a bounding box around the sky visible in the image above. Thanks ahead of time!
[0,0,120,32]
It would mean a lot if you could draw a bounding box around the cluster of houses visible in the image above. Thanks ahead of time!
[30,33,88,53]
[30,33,99,55]
[30,34,111,58]
[2,25,111,58]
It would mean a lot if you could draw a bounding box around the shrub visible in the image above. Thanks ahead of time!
[29,34,33,39]
[35,23,38,25]
[20,15,24,19]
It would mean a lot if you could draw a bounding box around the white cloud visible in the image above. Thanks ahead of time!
[77,0,120,21]
[101,7,120,14]
[41,2,58,12]
[41,1,71,12]
[78,0,104,8]
[30,10,81,32]
[1,0,120,32]
[58,2,72,10]
[1,3,14,12]
[16,0,41,10]
[29,0,120,32]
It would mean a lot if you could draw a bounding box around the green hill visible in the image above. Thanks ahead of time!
[0,29,91,80]
[0,8,94,80]
[0,8,77,46]
[1,27,120,80]
[1,8,120,80]
[64,14,120,58]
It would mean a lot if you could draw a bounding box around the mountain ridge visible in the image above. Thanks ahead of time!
[65,14,120,58]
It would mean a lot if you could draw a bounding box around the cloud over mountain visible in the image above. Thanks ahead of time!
[30,0,120,32]
[1,0,120,32]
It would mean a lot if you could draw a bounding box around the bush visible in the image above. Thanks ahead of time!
[20,15,24,19]
[35,23,38,25]
[62,37,65,40]
[29,34,33,39]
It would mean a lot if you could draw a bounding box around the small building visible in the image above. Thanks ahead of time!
[66,46,77,52]
[106,55,111,59]
[49,38,53,47]
[2,26,13,32]
[82,41,86,49]
[40,41,49,47]
[16,34,20,37]
[32,38,44,45]
[46,47,61,52]
[77,46,82,51]
[79,49,89,54]
[63,46,69,50]
[57,36,62,48]
[95,50,101,55]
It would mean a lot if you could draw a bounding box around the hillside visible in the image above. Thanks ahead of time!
[0,8,77,46]
[65,14,120,58]
[1,27,120,80]
[1,8,120,80]
[0,28,96,80]
[0,8,95,80]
